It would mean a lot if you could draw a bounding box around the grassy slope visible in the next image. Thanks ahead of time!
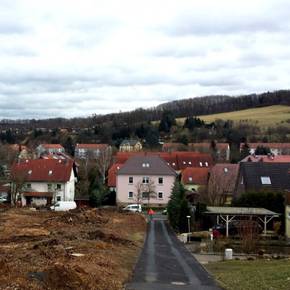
[206,259,290,290]
[176,105,290,127]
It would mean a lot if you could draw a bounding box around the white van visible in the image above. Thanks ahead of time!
[50,201,77,211]
[122,204,142,213]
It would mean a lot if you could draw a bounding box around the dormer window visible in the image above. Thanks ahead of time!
[224,168,228,173]
[183,161,186,165]
[189,177,193,182]
[28,170,32,175]
[48,170,53,175]
[188,161,192,165]
[199,162,203,167]
[261,176,271,185]
[205,162,208,167]
[172,162,176,166]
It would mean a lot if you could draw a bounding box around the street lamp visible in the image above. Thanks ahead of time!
[186,215,191,243]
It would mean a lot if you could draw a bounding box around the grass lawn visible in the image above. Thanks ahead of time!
[205,259,290,290]
[176,105,290,128]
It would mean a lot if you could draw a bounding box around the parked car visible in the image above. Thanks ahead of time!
[50,201,77,211]
[122,204,142,213]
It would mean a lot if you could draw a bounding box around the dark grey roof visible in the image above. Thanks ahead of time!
[240,162,290,192]
[117,155,176,176]
[120,139,140,146]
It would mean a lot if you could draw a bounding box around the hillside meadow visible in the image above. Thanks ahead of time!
[176,105,290,128]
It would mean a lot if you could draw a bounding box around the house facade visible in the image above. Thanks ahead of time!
[181,167,209,192]
[36,144,65,157]
[74,144,111,159]
[119,140,142,152]
[11,159,76,207]
[116,155,176,207]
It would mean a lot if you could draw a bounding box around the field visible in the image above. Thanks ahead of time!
[0,207,146,290]
[176,105,290,127]
[206,259,290,290]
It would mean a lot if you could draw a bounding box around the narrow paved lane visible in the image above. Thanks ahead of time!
[126,216,220,290]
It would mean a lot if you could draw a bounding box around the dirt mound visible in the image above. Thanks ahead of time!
[87,230,135,245]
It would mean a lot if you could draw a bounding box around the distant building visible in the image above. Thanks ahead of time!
[240,143,290,156]
[240,154,290,163]
[36,144,65,157]
[116,155,176,207]
[11,159,76,207]
[162,143,187,152]
[119,140,142,152]
[181,167,209,192]
[75,144,111,159]
[189,142,230,161]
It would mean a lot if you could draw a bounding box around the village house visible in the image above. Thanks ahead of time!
[116,155,176,207]
[162,142,187,152]
[119,139,142,152]
[235,162,290,198]
[36,144,65,157]
[181,167,209,192]
[74,143,111,159]
[240,143,290,156]
[108,163,123,192]
[240,154,290,163]
[10,159,76,207]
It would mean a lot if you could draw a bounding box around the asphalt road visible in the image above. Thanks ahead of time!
[126,215,221,290]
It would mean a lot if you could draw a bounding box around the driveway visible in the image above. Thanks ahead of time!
[126,215,221,290]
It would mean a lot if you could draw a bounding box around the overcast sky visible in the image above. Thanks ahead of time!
[0,0,290,119]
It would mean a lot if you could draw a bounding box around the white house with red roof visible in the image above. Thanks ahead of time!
[36,144,65,157]
[74,143,111,159]
[11,159,75,207]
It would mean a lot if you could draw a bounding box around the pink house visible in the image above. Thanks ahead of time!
[116,155,176,207]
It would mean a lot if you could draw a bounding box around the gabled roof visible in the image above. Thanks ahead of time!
[117,155,176,176]
[114,151,213,170]
[181,167,209,185]
[75,144,109,150]
[11,159,74,182]
[209,164,239,193]
[240,162,290,192]
[108,163,123,187]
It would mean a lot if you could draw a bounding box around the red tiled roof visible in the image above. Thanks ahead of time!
[175,152,213,170]
[41,144,64,149]
[9,144,29,152]
[75,144,109,150]
[108,163,123,187]
[23,192,53,197]
[181,167,209,185]
[11,159,73,182]
[114,151,213,170]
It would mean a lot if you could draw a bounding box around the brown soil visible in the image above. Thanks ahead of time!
[0,207,146,290]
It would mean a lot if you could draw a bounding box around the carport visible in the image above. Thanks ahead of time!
[205,206,279,237]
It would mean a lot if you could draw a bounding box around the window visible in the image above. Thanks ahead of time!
[199,162,203,167]
[142,192,149,199]
[128,192,133,199]
[158,177,163,184]
[158,192,163,199]
[205,162,208,167]
[188,177,192,182]
[48,170,53,175]
[56,196,61,201]
[188,161,192,165]
[26,183,31,189]
[129,177,133,184]
[261,176,271,185]
[47,184,52,191]
[142,177,149,184]
[56,184,61,190]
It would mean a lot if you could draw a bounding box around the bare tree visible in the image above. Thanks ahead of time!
[137,178,156,207]
[10,171,26,206]
[96,147,112,184]
[202,169,233,206]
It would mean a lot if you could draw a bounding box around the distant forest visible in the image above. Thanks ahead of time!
[1,90,290,129]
